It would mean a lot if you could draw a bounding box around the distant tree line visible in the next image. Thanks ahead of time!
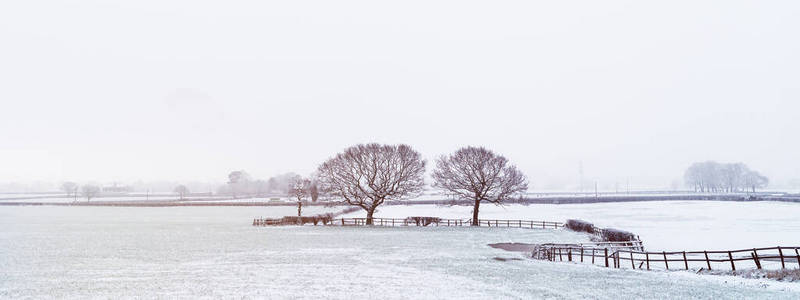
[218,171,320,200]
[204,144,529,225]
[684,161,768,193]
[60,182,101,201]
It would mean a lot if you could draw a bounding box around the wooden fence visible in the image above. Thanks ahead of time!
[534,244,800,271]
[337,217,563,229]
[253,216,563,229]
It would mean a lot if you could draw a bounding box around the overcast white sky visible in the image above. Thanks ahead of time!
[1,0,798,189]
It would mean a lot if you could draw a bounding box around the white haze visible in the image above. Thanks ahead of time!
[1,1,799,190]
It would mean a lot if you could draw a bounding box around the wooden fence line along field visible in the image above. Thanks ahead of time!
[533,245,800,271]
[336,217,563,229]
[253,216,563,229]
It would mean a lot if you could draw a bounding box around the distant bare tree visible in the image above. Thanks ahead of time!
[173,185,190,200]
[253,180,268,197]
[432,146,528,226]
[289,175,311,216]
[81,185,101,201]
[316,143,426,225]
[742,170,769,193]
[309,181,319,202]
[61,182,77,197]
[227,170,251,199]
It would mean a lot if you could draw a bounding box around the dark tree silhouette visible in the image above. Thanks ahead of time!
[317,143,426,225]
[432,146,528,226]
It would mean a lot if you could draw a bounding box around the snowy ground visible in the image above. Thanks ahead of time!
[1,206,799,299]
[347,201,800,252]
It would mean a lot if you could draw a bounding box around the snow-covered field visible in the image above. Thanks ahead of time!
[1,205,799,299]
[351,201,800,252]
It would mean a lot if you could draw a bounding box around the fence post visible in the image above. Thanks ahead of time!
[559,248,563,261]
[646,252,650,270]
[752,249,762,269]
[683,251,688,270]
[581,247,584,262]
[728,251,735,271]
[568,248,572,262]
[631,252,635,269]
[796,248,800,268]
[704,251,711,270]
[604,248,609,267]
[778,247,785,269]
[663,252,669,270]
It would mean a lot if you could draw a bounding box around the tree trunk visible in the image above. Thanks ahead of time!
[366,208,375,225]
[297,201,302,217]
[472,199,480,226]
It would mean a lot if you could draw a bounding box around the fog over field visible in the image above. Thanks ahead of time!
[2,1,800,299]
[1,1,799,191]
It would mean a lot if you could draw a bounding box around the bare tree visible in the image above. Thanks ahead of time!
[742,170,769,193]
[227,170,251,199]
[173,185,190,200]
[432,146,528,226]
[61,182,77,197]
[289,175,311,216]
[81,185,101,201]
[684,161,768,193]
[252,180,268,197]
[309,181,319,202]
[316,143,426,225]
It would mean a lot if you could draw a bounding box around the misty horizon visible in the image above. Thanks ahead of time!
[2,1,799,189]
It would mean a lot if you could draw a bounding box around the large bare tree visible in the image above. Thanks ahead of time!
[316,143,426,225]
[432,146,528,226]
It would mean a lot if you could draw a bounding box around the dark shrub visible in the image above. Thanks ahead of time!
[565,219,595,234]
[406,216,441,226]
[600,228,636,242]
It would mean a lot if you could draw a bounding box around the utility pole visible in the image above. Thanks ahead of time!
[595,181,598,198]
[626,178,630,194]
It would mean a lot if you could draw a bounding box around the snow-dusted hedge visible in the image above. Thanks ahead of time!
[600,228,636,242]
[565,219,595,233]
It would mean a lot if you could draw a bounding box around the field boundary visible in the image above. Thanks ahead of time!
[253,216,564,229]
[533,244,800,271]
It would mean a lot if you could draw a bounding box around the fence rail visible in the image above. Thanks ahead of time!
[253,216,563,229]
[336,217,563,229]
[533,245,800,271]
